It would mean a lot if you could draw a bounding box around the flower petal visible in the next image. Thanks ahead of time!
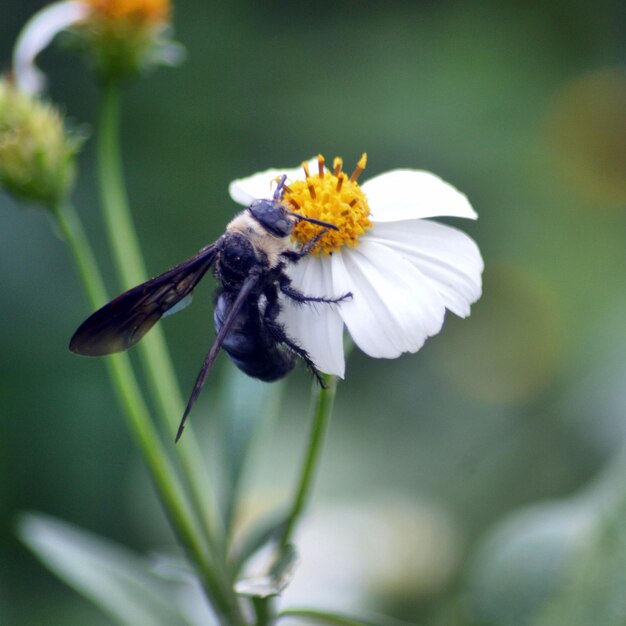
[361,170,477,222]
[366,220,483,318]
[13,1,89,95]
[228,158,318,206]
[281,255,346,378]
[331,241,446,359]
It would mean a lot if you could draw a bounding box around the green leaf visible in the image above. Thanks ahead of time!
[277,608,418,626]
[467,497,594,626]
[533,497,626,626]
[18,512,201,626]
[234,543,298,598]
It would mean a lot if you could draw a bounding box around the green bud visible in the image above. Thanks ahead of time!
[0,79,83,208]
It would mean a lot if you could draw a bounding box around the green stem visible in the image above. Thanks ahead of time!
[253,597,273,626]
[252,377,336,626]
[277,608,406,626]
[282,374,337,546]
[53,200,243,625]
[97,80,225,550]
[277,609,369,626]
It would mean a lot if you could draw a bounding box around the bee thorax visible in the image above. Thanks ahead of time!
[226,212,288,269]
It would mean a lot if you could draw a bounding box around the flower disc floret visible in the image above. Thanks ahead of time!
[72,0,180,81]
[81,0,170,25]
[284,154,372,255]
[12,0,181,94]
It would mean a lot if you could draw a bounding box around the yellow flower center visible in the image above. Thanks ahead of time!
[282,153,372,255]
[82,0,169,24]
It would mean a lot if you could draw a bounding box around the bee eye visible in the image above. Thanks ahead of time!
[274,218,291,234]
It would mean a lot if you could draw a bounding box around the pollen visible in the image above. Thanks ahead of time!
[283,153,372,255]
[82,0,170,24]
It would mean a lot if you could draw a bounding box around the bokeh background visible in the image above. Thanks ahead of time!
[1,1,626,624]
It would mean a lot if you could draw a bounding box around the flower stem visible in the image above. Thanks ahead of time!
[253,597,273,626]
[251,377,336,626]
[281,374,337,547]
[53,200,243,625]
[96,79,225,551]
[277,608,408,626]
[277,609,370,626]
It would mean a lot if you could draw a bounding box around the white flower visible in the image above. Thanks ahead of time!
[12,0,180,93]
[13,1,89,95]
[229,154,483,378]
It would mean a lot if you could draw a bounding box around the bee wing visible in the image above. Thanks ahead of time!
[175,270,261,442]
[70,242,222,356]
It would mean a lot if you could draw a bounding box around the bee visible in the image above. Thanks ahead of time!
[69,178,351,441]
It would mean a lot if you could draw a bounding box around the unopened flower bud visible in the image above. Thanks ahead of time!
[0,79,83,208]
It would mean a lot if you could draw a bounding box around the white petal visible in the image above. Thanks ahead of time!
[331,242,446,359]
[228,158,319,206]
[13,1,89,95]
[281,255,346,377]
[361,170,477,222]
[366,220,483,318]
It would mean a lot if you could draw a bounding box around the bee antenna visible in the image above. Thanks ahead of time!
[286,210,339,231]
[274,175,288,200]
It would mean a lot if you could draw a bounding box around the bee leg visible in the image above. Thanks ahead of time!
[264,286,325,387]
[281,229,329,263]
[278,273,352,305]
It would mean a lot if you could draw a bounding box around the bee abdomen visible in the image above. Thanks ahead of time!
[214,291,295,381]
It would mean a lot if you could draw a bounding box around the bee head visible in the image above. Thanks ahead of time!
[248,199,295,237]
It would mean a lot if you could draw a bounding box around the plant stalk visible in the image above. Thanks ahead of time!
[282,374,337,546]
[97,79,225,551]
[53,200,243,625]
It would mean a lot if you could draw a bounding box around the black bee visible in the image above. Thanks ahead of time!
[69,179,350,441]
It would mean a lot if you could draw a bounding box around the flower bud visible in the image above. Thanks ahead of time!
[13,0,183,94]
[0,79,83,208]
[70,0,184,81]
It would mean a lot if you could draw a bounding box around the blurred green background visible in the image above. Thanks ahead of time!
[1,1,626,624]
